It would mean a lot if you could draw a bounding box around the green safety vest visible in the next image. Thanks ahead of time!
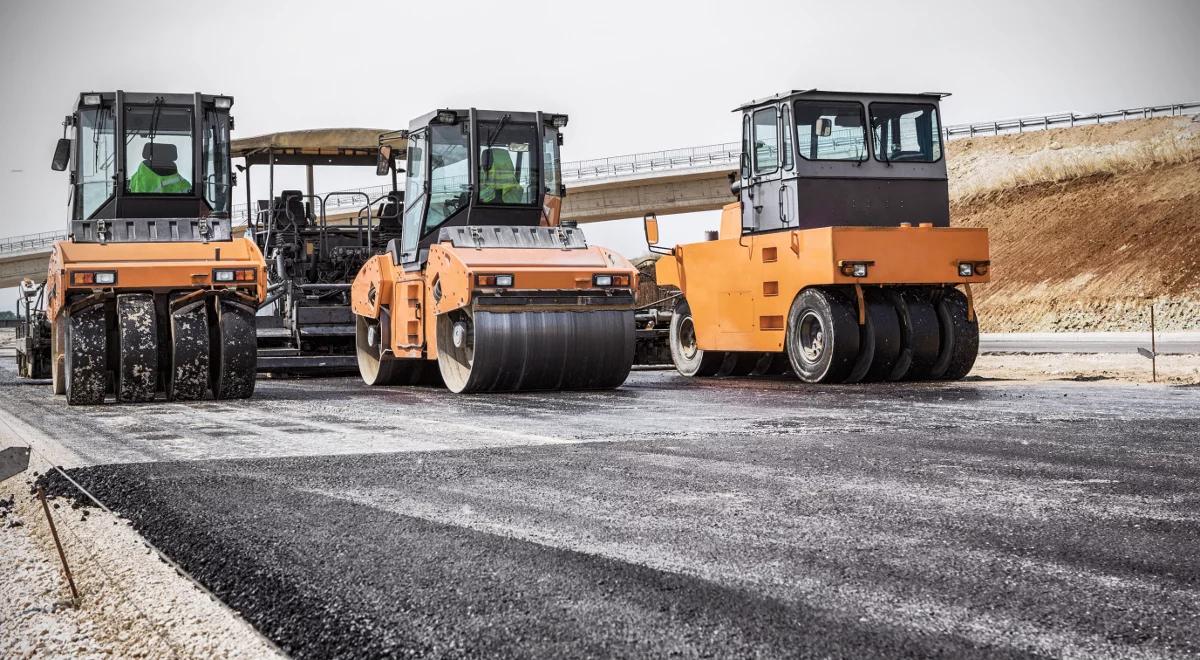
[128,162,191,194]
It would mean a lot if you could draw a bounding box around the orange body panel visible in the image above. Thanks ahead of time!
[660,202,990,353]
[352,241,637,361]
[46,237,267,321]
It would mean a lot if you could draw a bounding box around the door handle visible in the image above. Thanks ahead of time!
[778,186,787,225]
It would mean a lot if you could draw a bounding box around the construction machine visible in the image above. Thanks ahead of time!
[351,108,638,393]
[47,91,266,404]
[231,129,404,373]
[15,279,52,379]
[646,90,990,382]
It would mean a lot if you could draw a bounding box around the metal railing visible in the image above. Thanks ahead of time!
[5,100,1198,247]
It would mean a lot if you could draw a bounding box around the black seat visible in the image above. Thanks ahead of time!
[377,191,404,230]
[143,143,178,175]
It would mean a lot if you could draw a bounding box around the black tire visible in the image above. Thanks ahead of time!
[931,288,979,380]
[844,289,901,384]
[785,288,859,383]
[168,299,210,401]
[65,305,107,405]
[116,294,158,402]
[211,299,257,399]
[899,291,941,381]
[715,352,759,377]
[669,300,725,377]
[752,352,791,376]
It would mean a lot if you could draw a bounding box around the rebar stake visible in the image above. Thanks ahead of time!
[37,486,79,604]
[1150,305,1157,383]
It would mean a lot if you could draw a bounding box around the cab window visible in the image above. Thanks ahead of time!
[781,106,794,171]
[752,107,778,174]
[870,103,943,163]
[793,101,868,161]
[542,127,560,195]
[79,105,116,218]
[426,124,470,232]
[478,120,537,206]
[400,130,426,260]
[124,105,194,194]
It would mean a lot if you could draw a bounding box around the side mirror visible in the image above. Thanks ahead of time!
[815,118,833,138]
[644,212,670,255]
[376,145,392,176]
[51,138,71,171]
[559,184,567,198]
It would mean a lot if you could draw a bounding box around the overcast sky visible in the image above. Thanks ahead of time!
[1,0,1197,257]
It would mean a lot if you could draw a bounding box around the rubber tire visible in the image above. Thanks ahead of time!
[669,300,725,377]
[752,352,791,376]
[786,288,860,383]
[898,292,941,381]
[116,294,158,402]
[930,288,979,380]
[51,315,66,395]
[168,299,211,401]
[842,289,902,383]
[211,299,257,399]
[715,352,759,377]
[65,305,107,405]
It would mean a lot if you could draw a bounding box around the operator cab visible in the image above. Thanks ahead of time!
[388,109,568,267]
[733,90,950,234]
[52,91,235,243]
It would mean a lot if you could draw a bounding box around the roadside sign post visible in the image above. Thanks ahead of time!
[1137,303,1157,382]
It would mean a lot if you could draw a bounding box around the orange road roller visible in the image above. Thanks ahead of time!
[351,108,638,393]
[47,91,266,404]
[645,90,990,383]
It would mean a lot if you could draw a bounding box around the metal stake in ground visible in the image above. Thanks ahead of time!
[36,486,80,603]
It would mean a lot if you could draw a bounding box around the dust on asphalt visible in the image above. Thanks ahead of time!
[21,368,1200,659]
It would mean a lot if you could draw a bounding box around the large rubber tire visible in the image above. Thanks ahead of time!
[116,294,158,402]
[65,305,107,405]
[931,288,979,380]
[844,289,902,383]
[785,288,860,383]
[895,291,941,381]
[168,299,210,401]
[715,352,759,377]
[211,299,257,399]
[437,308,634,393]
[752,352,791,376]
[51,315,66,395]
[669,301,725,377]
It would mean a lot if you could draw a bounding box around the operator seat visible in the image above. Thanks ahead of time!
[377,191,404,231]
[143,143,179,175]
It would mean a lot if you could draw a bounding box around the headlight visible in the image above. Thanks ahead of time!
[213,96,233,109]
[958,263,975,277]
[592,274,631,288]
[551,115,569,128]
[436,109,458,124]
[213,268,257,283]
[95,272,116,285]
[594,274,613,287]
[838,261,873,278]
[82,94,102,106]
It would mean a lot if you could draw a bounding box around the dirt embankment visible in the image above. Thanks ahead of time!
[950,116,1200,332]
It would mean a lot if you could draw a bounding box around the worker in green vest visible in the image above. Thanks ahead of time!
[129,142,191,194]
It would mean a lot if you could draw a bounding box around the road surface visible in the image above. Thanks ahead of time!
[5,361,1199,658]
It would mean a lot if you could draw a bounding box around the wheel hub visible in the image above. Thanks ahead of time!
[367,324,378,348]
[679,317,699,360]
[452,321,468,349]
[799,311,824,363]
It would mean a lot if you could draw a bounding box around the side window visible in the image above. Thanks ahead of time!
[400,130,426,260]
[542,128,560,195]
[78,106,115,218]
[740,115,751,178]
[794,101,869,161]
[870,103,943,163]
[426,124,470,231]
[781,106,794,171]
[752,107,779,175]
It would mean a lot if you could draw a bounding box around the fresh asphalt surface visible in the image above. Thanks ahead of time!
[4,359,1199,658]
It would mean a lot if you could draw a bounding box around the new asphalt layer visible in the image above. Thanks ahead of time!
[5,361,1199,658]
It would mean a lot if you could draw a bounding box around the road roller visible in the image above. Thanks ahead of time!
[645,89,990,383]
[350,108,638,393]
[46,91,266,404]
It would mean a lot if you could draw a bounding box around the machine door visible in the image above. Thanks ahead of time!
[777,104,798,229]
[744,105,783,232]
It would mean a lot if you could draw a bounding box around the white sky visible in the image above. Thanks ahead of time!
[1,0,1198,259]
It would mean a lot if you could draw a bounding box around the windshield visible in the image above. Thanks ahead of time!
[124,105,194,194]
[793,101,868,161]
[478,120,537,206]
[871,103,942,163]
[203,110,231,213]
[79,105,116,218]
